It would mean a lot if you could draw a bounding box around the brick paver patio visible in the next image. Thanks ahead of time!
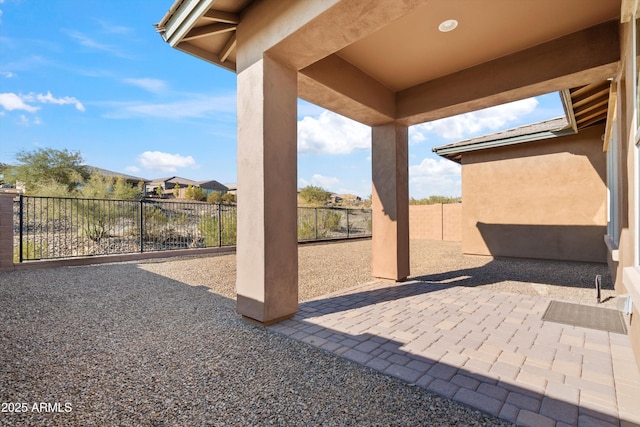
[269,280,640,426]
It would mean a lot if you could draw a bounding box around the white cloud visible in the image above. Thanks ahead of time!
[299,174,341,190]
[297,100,325,118]
[298,110,370,155]
[136,151,197,173]
[409,157,462,197]
[412,97,539,141]
[94,19,132,35]
[63,29,130,58]
[28,91,85,111]
[102,93,236,120]
[0,91,84,113]
[0,71,15,78]
[123,78,167,94]
[125,166,140,173]
[0,93,39,112]
[17,114,41,127]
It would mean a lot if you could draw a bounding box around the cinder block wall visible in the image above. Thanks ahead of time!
[409,204,462,241]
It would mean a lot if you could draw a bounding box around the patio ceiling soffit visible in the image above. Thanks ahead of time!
[156,2,620,129]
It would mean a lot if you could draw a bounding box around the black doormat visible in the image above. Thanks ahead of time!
[542,301,628,334]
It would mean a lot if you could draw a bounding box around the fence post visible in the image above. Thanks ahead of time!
[19,195,23,263]
[139,200,144,253]
[0,191,19,271]
[217,204,222,247]
[314,208,318,240]
[346,208,350,238]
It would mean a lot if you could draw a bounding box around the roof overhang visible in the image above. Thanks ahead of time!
[156,0,622,128]
[432,80,613,164]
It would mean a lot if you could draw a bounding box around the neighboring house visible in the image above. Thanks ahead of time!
[224,183,237,196]
[197,180,229,196]
[433,107,608,263]
[86,166,149,187]
[147,176,228,198]
[146,176,199,197]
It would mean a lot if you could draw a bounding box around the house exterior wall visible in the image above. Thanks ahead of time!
[461,124,607,263]
[616,18,640,370]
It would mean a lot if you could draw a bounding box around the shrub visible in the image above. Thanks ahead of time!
[140,205,169,241]
[297,209,342,240]
[185,185,206,201]
[207,191,222,204]
[221,192,235,203]
[199,208,237,246]
[319,210,341,233]
[299,185,331,206]
[14,240,47,262]
[297,216,316,240]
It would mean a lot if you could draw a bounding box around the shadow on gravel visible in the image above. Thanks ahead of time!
[0,264,507,426]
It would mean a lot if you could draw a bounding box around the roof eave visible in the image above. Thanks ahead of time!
[157,0,215,47]
[433,127,577,164]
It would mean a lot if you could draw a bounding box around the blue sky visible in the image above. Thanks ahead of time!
[0,0,565,198]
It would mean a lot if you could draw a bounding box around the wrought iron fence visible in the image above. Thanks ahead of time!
[13,196,371,262]
[297,207,372,241]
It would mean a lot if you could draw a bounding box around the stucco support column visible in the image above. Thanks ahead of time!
[236,55,298,324]
[371,123,410,281]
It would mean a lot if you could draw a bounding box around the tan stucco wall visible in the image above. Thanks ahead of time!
[461,124,607,263]
[409,204,462,241]
[617,19,640,371]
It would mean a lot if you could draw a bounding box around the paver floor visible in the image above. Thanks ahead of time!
[269,280,640,426]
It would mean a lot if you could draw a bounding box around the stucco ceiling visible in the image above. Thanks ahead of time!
[158,0,621,126]
[336,0,620,91]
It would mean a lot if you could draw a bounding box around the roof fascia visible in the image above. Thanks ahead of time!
[559,89,578,133]
[162,0,215,47]
[432,88,580,162]
[432,127,577,162]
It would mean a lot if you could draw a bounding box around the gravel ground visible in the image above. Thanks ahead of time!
[0,239,614,426]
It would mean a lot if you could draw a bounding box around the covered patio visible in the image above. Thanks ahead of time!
[155,0,623,319]
[1,240,639,425]
[152,0,640,424]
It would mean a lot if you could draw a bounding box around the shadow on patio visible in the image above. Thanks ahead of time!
[277,271,639,425]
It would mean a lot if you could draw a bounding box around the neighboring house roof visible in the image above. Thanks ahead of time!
[87,166,149,183]
[197,180,228,191]
[432,117,574,164]
[149,176,200,186]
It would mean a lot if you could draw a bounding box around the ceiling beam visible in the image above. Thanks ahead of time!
[219,33,237,63]
[299,54,395,122]
[571,81,609,99]
[238,0,424,72]
[573,97,609,117]
[396,20,620,126]
[572,87,610,108]
[298,74,394,126]
[576,107,608,124]
[202,10,240,24]
[183,23,236,42]
[176,42,236,72]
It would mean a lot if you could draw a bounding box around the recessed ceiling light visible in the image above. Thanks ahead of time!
[439,19,458,33]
